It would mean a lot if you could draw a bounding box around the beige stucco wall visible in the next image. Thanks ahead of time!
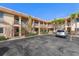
[71,23,75,31]
[4,13,14,25]
[76,23,79,28]
[71,22,79,31]
[3,13,14,38]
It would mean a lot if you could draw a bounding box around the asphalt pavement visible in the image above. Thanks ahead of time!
[0,35,79,56]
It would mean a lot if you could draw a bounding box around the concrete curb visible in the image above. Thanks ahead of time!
[0,34,53,43]
[71,35,79,38]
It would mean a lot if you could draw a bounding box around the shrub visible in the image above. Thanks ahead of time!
[41,30,48,34]
[0,36,8,41]
[27,32,37,36]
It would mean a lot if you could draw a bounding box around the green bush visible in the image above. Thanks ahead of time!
[0,36,8,41]
[27,32,37,36]
[41,30,48,34]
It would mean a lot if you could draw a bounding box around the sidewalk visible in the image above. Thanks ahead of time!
[72,35,79,38]
[0,34,53,43]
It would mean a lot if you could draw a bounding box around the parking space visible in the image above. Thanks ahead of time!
[0,35,79,56]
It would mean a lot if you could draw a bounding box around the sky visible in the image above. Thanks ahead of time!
[0,3,79,21]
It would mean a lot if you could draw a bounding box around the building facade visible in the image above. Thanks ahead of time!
[0,7,53,38]
[64,15,79,34]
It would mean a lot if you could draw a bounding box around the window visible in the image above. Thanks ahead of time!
[0,12,3,18]
[14,16,19,24]
[76,18,79,22]
[0,27,3,33]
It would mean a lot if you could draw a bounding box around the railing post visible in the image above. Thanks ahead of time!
[19,17,21,37]
[38,22,41,35]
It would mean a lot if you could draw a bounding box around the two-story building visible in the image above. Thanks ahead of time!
[0,7,53,38]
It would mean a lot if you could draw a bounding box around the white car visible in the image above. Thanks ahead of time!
[55,30,68,37]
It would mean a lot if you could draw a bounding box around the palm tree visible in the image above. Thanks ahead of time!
[28,16,32,33]
[70,13,77,34]
[51,18,58,32]
[68,13,77,41]
[70,13,77,19]
[51,18,64,32]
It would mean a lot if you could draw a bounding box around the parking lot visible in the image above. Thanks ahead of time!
[0,35,79,56]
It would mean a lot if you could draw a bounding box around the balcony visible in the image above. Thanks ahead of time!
[47,25,53,28]
[14,16,19,25]
[40,24,46,28]
[65,23,71,27]
[14,20,19,27]
[32,22,39,27]
[40,22,43,26]
[14,19,19,24]
[21,21,28,27]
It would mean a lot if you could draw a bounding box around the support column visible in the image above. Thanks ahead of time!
[53,23,56,32]
[71,19,75,33]
[38,21,41,35]
[19,17,21,37]
[75,18,77,34]
[47,23,49,34]
[12,26,14,37]
[32,20,35,32]
[43,22,44,27]
[43,22,45,33]
[75,14,78,34]
[64,19,67,31]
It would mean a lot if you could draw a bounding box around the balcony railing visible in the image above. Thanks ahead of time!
[65,23,71,26]
[14,20,19,24]
[32,23,53,28]
[21,22,28,27]
[32,23,39,27]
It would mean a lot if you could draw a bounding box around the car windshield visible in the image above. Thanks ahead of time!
[57,30,64,32]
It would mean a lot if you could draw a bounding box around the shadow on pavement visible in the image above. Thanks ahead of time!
[0,47,9,56]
